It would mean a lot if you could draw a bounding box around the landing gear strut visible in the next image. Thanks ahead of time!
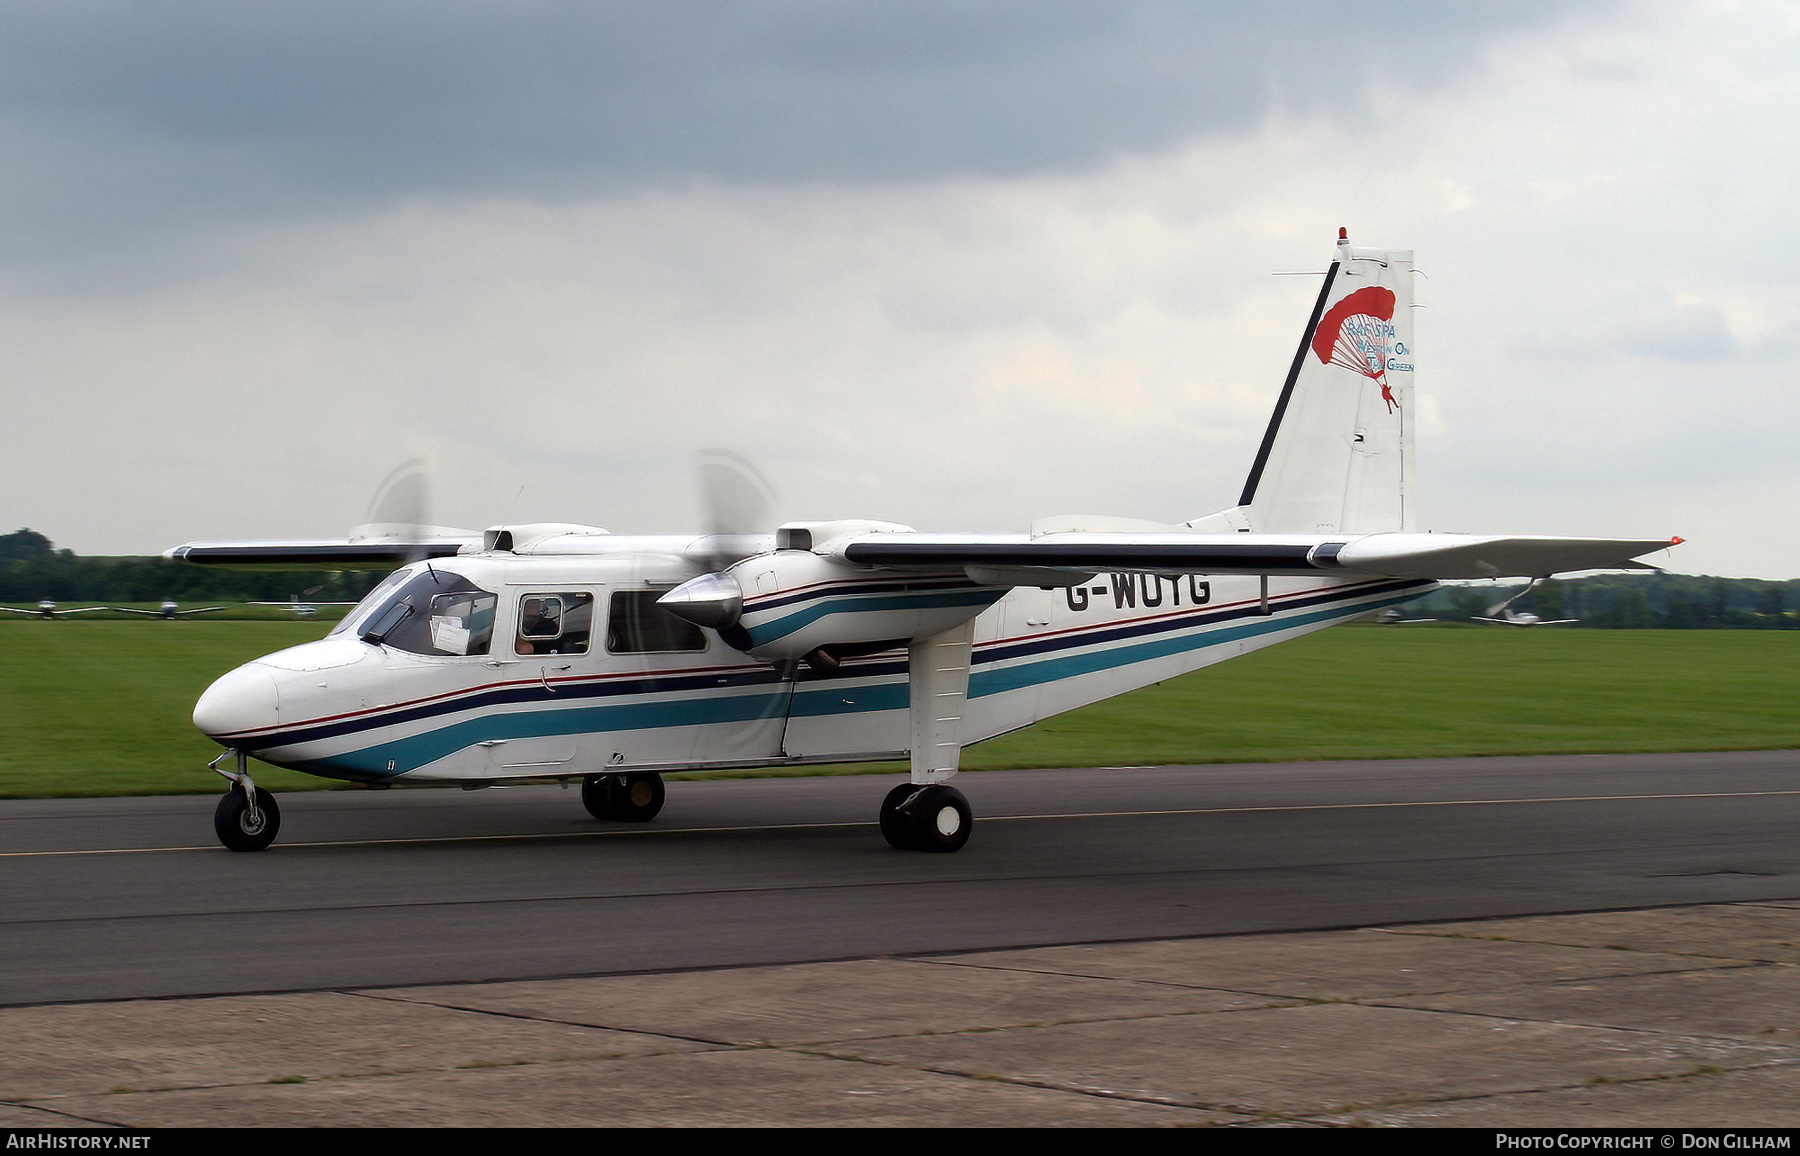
[581,772,666,823]
[880,782,972,853]
[210,749,281,852]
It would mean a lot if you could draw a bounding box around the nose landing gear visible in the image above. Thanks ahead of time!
[210,749,281,852]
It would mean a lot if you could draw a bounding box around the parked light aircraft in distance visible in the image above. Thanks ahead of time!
[1474,607,1579,627]
[249,592,358,619]
[1470,580,1580,626]
[171,229,1679,853]
[110,600,228,620]
[0,600,110,619]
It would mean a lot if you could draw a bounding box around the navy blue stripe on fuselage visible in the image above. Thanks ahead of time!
[246,577,1427,758]
[229,662,793,753]
[976,578,1426,667]
[968,580,1430,698]
[744,586,1004,647]
[742,574,986,617]
[784,577,1431,715]
[286,690,800,780]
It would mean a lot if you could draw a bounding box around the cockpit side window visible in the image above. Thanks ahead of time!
[427,590,496,656]
[515,592,594,655]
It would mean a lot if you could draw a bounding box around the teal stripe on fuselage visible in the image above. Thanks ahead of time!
[292,584,1419,779]
[744,588,1002,647]
[788,585,1421,713]
[967,589,1413,698]
[293,689,791,778]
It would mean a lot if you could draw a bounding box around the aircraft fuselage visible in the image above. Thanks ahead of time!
[194,545,1432,786]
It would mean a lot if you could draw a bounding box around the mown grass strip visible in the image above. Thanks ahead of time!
[1,621,1794,798]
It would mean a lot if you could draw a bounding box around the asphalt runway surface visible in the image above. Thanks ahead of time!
[4,751,1798,1007]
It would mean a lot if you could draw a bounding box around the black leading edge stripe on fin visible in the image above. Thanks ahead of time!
[1238,260,1341,509]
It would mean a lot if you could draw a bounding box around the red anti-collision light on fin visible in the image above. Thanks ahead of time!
[1339,226,1347,240]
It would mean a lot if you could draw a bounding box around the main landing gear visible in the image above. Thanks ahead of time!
[880,782,972,853]
[581,772,666,823]
[210,749,281,852]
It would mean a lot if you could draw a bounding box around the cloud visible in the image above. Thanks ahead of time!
[0,2,1600,259]
[2,0,1796,580]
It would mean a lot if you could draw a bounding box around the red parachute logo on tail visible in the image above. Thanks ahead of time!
[1311,285,1400,413]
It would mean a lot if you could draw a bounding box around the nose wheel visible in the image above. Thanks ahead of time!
[880,782,972,852]
[214,783,281,852]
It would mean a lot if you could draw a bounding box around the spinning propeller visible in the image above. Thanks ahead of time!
[691,447,778,572]
[661,449,781,632]
[353,458,444,565]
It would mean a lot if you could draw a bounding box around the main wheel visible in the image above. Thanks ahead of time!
[606,772,665,822]
[880,783,972,853]
[214,785,281,852]
[911,785,971,853]
[879,783,921,850]
[580,775,615,821]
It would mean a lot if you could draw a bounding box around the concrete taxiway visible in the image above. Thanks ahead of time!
[3,902,1798,1127]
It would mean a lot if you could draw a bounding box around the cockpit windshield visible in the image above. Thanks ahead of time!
[330,566,497,657]
[329,569,412,640]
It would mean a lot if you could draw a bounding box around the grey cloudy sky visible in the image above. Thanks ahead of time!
[3,0,1794,576]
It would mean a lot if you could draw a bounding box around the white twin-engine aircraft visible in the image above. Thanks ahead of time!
[173,230,1678,853]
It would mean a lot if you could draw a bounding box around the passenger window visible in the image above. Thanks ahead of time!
[515,593,594,655]
[607,590,706,654]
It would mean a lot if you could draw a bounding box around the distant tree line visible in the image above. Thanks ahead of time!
[7,528,1797,628]
[0,529,381,605]
[1416,572,1799,629]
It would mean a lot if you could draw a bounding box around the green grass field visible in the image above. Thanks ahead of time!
[1,620,1795,797]
[0,603,349,622]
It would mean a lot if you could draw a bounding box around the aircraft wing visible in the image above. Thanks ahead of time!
[166,537,479,569]
[835,531,1679,581]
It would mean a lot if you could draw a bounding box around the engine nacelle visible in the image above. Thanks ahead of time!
[660,549,1004,662]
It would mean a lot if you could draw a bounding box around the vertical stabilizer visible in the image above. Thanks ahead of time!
[1237,229,1416,534]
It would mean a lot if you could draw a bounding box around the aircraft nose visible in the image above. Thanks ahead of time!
[193,664,280,741]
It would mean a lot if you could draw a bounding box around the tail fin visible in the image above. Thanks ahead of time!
[1235,228,1416,534]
